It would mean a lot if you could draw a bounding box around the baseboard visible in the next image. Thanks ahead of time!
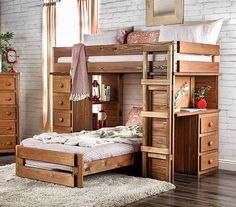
[219,159,236,171]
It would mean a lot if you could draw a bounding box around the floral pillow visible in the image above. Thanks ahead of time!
[127,31,160,44]
[125,107,143,126]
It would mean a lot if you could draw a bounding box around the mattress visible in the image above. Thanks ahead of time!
[21,138,139,172]
[57,54,212,63]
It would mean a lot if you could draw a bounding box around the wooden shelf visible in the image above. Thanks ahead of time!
[174,72,221,76]
[92,100,117,105]
[175,109,220,117]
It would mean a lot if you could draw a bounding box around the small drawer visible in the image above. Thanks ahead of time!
[53,93,71,110]
[53,76,71,93]
[0,77,15,90]
[0,136,16,149]
[53,126,72,133]
[200,114,218,134]
[53,111,71,127]
[200,134,218,153]
[200,151,218,171]
[0,107,16,120]
[0,92,16,105]
[0,120,16,135]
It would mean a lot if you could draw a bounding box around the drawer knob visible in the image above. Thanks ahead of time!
[58,100,64,105]
[208,141,213,146]
[6,127,12,130]
[5,111,12,116]
[5,97,12,101]
[208,159,213,164]
[209,122,214,127]
[59,117,64,122]
[6,82,12,86]
[6,141,12,145]
[59,83,64,88]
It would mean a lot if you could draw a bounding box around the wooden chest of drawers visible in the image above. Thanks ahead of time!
[0,73,20,153]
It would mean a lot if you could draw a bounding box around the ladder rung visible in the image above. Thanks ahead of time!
[141,111,169,119]
[141,79,170,86]
[141,146,170,155]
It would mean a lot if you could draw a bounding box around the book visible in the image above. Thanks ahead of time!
[180,108,207,112]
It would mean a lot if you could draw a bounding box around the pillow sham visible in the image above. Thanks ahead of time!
[127,31,160,44]
[125,107,143,126]
[159,19,223,44]
[83,29,127,45]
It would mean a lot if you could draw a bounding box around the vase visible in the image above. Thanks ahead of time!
[196,99,207,109]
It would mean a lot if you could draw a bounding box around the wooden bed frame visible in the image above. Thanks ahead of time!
[16,41,220,187]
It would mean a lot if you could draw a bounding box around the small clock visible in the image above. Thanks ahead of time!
[5,48,18,64]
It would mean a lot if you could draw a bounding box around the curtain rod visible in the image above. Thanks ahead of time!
[43,0,61,7]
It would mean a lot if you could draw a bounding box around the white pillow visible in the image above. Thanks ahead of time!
[83,29,126,45]
[159,19,223,44]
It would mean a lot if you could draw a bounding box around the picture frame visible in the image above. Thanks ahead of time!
[146,0,184,26]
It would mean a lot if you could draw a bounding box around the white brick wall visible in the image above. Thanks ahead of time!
[99,0,236,166]
[0,0,43,139]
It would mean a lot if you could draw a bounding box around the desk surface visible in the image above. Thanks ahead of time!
[175,108,220,117]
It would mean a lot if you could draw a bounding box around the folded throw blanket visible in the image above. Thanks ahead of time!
[70,44,90,101]
[33,125,142,147]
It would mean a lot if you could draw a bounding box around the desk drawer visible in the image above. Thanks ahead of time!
[200,151,218,171]
[53,76,71,93]
[0,136,16,149]
[0,120,16,135]
[53,111,71,127]
[0,93,15,105]
[200,114,218,134]
[0,77,15,90]
[200,134,218,153]
[0,107,16,120]
[53,93,71,110]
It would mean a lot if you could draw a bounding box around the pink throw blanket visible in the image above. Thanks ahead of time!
[70,44,90,101]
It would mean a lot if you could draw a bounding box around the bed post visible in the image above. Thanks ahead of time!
[76,153,84,188]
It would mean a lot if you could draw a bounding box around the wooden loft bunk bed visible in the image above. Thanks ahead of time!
[16,41,220,187]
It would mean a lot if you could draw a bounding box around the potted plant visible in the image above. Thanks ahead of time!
[0,32,14,72]
[195,85,211,109]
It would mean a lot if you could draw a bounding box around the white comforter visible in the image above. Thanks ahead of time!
[33,125,142,147]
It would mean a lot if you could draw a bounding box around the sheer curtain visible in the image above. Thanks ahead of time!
[42,0,56,131]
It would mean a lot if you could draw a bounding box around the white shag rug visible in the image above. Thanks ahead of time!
[0,164,175,207]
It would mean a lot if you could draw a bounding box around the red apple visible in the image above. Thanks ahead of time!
[196,99,207,109]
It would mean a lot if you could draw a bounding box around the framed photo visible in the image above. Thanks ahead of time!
[146,0,184,26]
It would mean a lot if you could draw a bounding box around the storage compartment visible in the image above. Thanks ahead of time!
[53,76,71,93]
[200,151,218,171]
[0,107,16,120]
[53,93,71,110]
[0,120,16,135]
[200,133,218,152]
[0,92,16,105]
[53,111,72,127]
[0,77,15,90]
[177,61,219,73]
[200,113,218,134]
[0,136,16,149]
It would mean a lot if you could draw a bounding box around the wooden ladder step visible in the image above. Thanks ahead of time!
[141,111,169,119]
[141,79,170,86]
[141,146,170,155]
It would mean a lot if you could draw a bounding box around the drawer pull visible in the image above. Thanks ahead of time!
[59,83,64,88]
[209,122,214,127]
[5,112,12,116]
[58,117,64,122]
[6,141,12,145]
[6,82,12,86]
[5,97,12,101]
[208,159,213,164]
[6,127,12,130]
[208,141,213,146]
[58,100,64,105]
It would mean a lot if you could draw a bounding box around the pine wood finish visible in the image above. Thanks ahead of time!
[0,73,20,153]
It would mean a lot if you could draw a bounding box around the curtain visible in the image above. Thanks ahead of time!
[42,0,56,131]
[77,0,98,42]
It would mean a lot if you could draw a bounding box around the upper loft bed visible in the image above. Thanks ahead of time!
[52,41,220,75]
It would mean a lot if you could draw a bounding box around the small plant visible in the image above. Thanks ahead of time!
[0,32,14,72]
[195,85,211,100]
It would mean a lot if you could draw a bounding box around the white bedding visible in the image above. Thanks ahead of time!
[57,54,212,63]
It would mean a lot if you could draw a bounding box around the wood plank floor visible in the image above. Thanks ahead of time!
[1,154,236,207]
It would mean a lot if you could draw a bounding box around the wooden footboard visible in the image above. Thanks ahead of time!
[16,145,138,188]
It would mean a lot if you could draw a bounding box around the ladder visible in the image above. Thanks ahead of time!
[141,45,174,182]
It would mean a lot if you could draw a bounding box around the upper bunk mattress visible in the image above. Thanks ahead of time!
[57,54,212,63]
[21,138,139,171]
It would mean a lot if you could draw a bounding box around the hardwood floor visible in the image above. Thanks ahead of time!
[1,154,236,207]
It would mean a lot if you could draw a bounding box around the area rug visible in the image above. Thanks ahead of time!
[0,164,175,207]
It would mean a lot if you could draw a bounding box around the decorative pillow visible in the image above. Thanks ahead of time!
[127,31,160,44]
[159,19,223,44]
[125,107,143,126]
[83,29,127,45]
